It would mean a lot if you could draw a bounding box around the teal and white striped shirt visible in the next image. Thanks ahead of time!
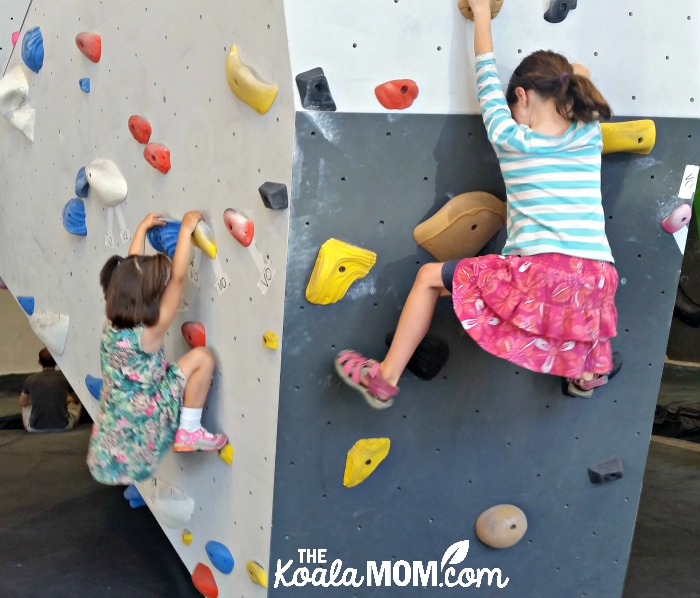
[476,52,614,263]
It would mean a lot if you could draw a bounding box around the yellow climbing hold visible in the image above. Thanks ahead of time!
[305,238,377,305]
[226,44,278,115]
[262,330,279,350]
[601,120,656,155]
[219,443,234,466]
[343,438,391,488]
[192,221,217,259]
[182,529,193,546]
[246,560,268,588]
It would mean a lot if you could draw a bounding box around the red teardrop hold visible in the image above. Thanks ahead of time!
[223,208,254,247]
[181,321,206,348]
[374,79,419,110]
[191,563,218,598]
[128,115,152,144]
[75,32,102,63]
[143,143,171,174]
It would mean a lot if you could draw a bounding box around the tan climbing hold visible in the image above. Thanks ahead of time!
[182,529,193,546]
[226,44,278,115]
[219,443,234,466]
[601,120,656,155]
[458,0,505,20]
[262,330,279,350]
[413,192,506,261]
[343,438,390,488]
[246,561,268,588]
[475,504,527,548]
[306,238,377,305]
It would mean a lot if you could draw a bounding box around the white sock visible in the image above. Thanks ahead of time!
[179,407,202,432]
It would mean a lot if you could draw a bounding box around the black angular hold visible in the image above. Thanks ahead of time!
[295,67,336,111]
[544,0,577,23]
[588,456,623,484]
[386,332,449,381]
[258,181,289,210]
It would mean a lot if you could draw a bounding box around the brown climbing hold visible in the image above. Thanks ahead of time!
[375,79,419,110]
[143,143,171,174]
[458,0,504,20]
[75,32,102,63]
[192,563,218,598]
[128,115,152,144]
[181,321,206,348]
[475,504,527,548]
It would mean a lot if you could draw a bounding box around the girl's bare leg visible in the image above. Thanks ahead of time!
[176,346,215,408]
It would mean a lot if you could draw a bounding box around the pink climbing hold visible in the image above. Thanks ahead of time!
[223,208,254,247]
[191,563,218,598]
[11,31,19,47]
[128,115,152,144]
[75,32,102,63]
[661,203,692,234]
[181,321,206,348]
[143,143,171,174]
[375,79,419,110]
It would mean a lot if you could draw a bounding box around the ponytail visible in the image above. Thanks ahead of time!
[99,255,123,297]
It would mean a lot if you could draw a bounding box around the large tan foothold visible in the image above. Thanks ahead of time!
[343,438,391,488]
[601,120,656,155]
[458,0,505,20]
[475,504,527,548]
[413,192,506,261]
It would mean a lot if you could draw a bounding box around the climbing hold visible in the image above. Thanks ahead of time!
[0,66,35,142]
[262,330,279,350]
[182,529,193,546]
[85,159,128,206]
[17,296,35,316]
[662,204,692,234]
[192,220,217,258]
[75,167,89,198]
[85,374,102,400]
[223,208,254,247]
[21,27,44,73]
[143,143,171,174]
[181,321,206,348]
[246,561,268,588]
[343,438,391,488]
[192,563,218,598]
[62,198,88,236]
[601,120,656,155]
[11,31,19,46]
[29,311,69,356]
[79,78,90,93]
[205,541,235,575]
[295,67,336,111]
[544,0,577,23]
[413,192,506,261]
[0,277,7,290]
[147,219,181,258]
[475,504,527,548]
[138,477,195,528]
[386,331,449,380]
[258,181,288,210]
[218,444,234,466]
[75,32,102,63]
[306,239,377,305]
[588,457,624,484]
[458,0,505,20]
[375,79,419,110]
[128,115,152,144]
[225,44,278,115]
[123,484,146,508]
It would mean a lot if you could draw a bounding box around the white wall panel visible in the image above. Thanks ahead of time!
[0,0,30,74]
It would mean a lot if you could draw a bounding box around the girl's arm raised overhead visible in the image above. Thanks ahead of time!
[128,212,164,256]
[469,0,494,55]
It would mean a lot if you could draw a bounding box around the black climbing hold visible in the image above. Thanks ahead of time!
[258,181,289,210]
[673,284,700,328]
[544,0,577,23]
[295,67,336,111]
[386,332,449,381]
[588,456,623,484]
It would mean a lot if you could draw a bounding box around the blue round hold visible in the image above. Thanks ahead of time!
[205,540,234,574]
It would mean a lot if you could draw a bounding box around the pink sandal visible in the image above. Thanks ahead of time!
[565,375,609,399]
[335,350,399,410]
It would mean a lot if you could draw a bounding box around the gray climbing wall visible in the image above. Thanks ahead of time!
[269,113,698,597]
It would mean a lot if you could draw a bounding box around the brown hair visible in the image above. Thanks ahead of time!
[506,50,612,123]
[100,254,171,329]
[38,347,55,368]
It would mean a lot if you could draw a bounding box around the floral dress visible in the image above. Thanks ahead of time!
[87,324,186,485]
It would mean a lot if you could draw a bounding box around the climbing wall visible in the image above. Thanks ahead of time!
[0,0,30,72]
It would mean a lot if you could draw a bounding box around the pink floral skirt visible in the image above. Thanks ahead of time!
[450,253,618,379]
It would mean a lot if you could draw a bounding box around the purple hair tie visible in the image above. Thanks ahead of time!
[559,72,569,83]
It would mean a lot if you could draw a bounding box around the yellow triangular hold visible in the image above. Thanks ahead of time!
[226,44,278,115]
[305,238,377,305]
[219,444,234,466]
[262,330,279,349]
[343,438,391,488]
[192,220,217,259]
[601,120,656,155]
[246,560,268,588]
[182,528,193,546]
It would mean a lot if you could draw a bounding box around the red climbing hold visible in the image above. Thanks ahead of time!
[375,79,419,110]
[223,208,254,247]
[75,32,102,63]
[11,31,19,47]
[128,115,152,144]
[181,321,206,348]
[143,143,171,174]
[192,563,218,598]
[662,203,692,234]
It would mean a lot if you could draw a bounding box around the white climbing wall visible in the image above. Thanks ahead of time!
[0,0,30,73]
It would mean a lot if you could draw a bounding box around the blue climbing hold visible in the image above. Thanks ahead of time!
[205,540,235,574]
[75,167,89,198]
[21,26,44,73]
[79,78,90,93]
[17,296,35,315]
[85,375,102,400]
[62,198,87,236]
[123,485,146,509]
[147,219,181,258]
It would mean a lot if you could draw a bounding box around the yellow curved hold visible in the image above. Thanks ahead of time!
[219,444,234,466]
[182,529,193,546]
[601,120,656,155]
[343,438,391,488]
[192,221,217,259]
[226,45,278,115]
[305,238,377,305]
[262,330,279,350]
[246,560,268,588]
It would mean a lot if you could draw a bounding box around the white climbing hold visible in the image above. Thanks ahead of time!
[137,478,195,528]
[29,310,69,356]
[0,66,35,141]
[85,159,128,206]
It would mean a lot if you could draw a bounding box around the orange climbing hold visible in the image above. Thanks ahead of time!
[181,321,206,348]
[128,115,152,144]
[192,563,218,598]
[143,143,171,174]
[375,79,419,110]
[75,32,102,63]
[223,208,254,247]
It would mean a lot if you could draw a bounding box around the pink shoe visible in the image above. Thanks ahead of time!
[173,427,227,452]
